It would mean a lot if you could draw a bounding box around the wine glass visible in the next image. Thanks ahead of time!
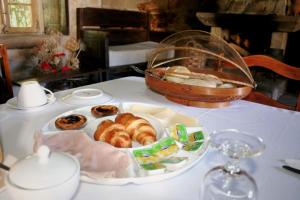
[200,129,265,200]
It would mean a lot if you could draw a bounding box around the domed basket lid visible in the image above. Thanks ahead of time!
[8,146,79,190]
[147,30,255,88]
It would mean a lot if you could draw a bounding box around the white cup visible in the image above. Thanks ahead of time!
[17,81,54,108]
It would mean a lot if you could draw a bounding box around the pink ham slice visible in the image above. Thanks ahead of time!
[34,130,129,178]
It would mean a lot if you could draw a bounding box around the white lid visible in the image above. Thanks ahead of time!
[72,88,103,100]
[8,146,79,189]
[61,91,113,106]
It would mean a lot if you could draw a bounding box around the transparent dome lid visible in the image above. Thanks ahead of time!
[147,30,255,89]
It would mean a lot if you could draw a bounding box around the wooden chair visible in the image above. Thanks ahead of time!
[0,44,13,104]
[243,55,300,111]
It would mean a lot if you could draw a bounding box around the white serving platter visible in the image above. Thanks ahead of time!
[41,102,210,185]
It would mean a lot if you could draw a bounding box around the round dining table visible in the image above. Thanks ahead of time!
[0,76,299,200]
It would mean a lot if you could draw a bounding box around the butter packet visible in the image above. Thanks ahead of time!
[152,137,179,158]
[159,157,188,171]
[188,130,204,143]
[182,141,203,152]
[169,124,188,143]
[140,163,166,175]
[133,148,159,164]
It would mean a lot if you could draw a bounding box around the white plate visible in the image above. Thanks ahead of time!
[60,89,113,106]
[6,95,56,111]
[41,102,210,185]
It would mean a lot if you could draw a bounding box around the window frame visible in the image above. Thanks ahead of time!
[0,0,43,34]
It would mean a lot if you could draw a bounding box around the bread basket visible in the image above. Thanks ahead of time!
[145,30,255,108]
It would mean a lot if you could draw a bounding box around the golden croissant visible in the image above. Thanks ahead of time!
[115,113,157,145]
[94,119,132,148]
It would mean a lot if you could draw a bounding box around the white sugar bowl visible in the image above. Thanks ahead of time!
[5,145,80,200]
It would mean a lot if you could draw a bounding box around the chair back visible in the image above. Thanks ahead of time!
[243,55,300,111]
[0,44,13,103]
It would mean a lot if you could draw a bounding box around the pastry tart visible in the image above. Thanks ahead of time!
[91,105,119,118]
[55,114,87,130]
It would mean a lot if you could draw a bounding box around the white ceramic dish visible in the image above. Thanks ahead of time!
[60,88,113,106]
[5,146,80,200]
[41,102,210,185]
[6,95,56,111]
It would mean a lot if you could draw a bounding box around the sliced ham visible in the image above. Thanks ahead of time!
[34,130,130,178]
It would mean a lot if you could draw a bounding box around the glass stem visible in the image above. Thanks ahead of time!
[224,158,240,174]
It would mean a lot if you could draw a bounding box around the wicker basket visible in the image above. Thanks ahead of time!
[145,30,255,108]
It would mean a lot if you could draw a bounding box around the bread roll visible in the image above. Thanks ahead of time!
[183,78,217,88]
[165,66,191,79]
[164,66,223,88]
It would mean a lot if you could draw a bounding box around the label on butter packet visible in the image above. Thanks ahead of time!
[169,124,188,143]
[152,137,179,158]
[133,148,159,164]
[183,141,203,152]
[188,131,204,143]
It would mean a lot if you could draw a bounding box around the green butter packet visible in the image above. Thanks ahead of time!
[188,131,204,142]
[152,137,179,157]
[133,148,154,157]
[133,148,158,164]
[176,124,188,143]
[169,124,188,143]
[183,141,203,151]
[141,163,166,170]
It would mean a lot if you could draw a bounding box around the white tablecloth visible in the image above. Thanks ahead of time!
[0,76,299,200]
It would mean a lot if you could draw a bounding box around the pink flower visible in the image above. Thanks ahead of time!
[61,65,72,72]
[41,62,51,70]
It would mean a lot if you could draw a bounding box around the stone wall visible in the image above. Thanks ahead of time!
[4,0,147,76]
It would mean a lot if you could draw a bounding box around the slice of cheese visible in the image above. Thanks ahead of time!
[128,104,199,127]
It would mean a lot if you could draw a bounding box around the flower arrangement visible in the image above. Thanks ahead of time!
[33,31,82,74]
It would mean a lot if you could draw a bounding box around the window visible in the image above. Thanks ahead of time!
[0,0,41,33]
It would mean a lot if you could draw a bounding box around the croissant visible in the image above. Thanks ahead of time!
[115,113,157,145]
[94,119,132,148]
